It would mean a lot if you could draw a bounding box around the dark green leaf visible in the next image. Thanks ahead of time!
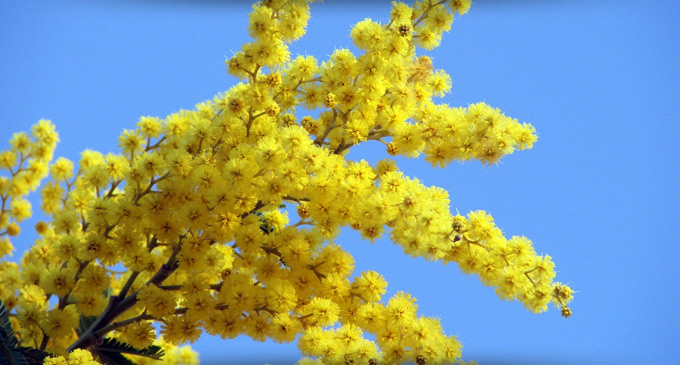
[0,300,16,346]
[11,349,29,365]
[103,287,113,298]
[17,346,52,365]
[0,339,14,365]
[1,327,18,349]
[96,338,164,360]
[92,349,136,365]
[77,315,98,337]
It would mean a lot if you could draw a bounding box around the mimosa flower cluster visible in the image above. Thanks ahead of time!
[0,0,573,364]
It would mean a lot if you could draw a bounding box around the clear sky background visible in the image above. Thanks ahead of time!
[1,0,679,364]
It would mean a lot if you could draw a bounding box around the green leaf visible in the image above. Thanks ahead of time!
[92,349,137,365]
[0,299,21,365]
[9,349,27,365]
[77,315,98,337]
[96,338,164,360]
[15,346,51,365]
[0,348,34,365]
[0,340,14,365]
[0,299,68,363]
[1,327,17,352]
[103,287,113,298]
[0,299,17,347]
[0,340,52,365]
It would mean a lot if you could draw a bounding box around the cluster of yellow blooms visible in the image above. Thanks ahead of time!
[0,0,573,364]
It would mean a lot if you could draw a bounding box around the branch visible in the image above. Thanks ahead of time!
[94,312,155,338]
[67,237,184,352]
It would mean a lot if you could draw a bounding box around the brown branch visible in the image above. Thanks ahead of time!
[94,312,155,337]
[412,0,448,28]
[145,136,166,151]
[118,271,140,300]
[67,236,184,352]
[314,109,339,146]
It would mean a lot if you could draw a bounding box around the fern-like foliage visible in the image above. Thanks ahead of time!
[0,306,165,365]
[0,300,51,365]
[90,337,164,365]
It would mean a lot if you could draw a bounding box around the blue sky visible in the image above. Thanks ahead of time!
[1,0,679,364]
